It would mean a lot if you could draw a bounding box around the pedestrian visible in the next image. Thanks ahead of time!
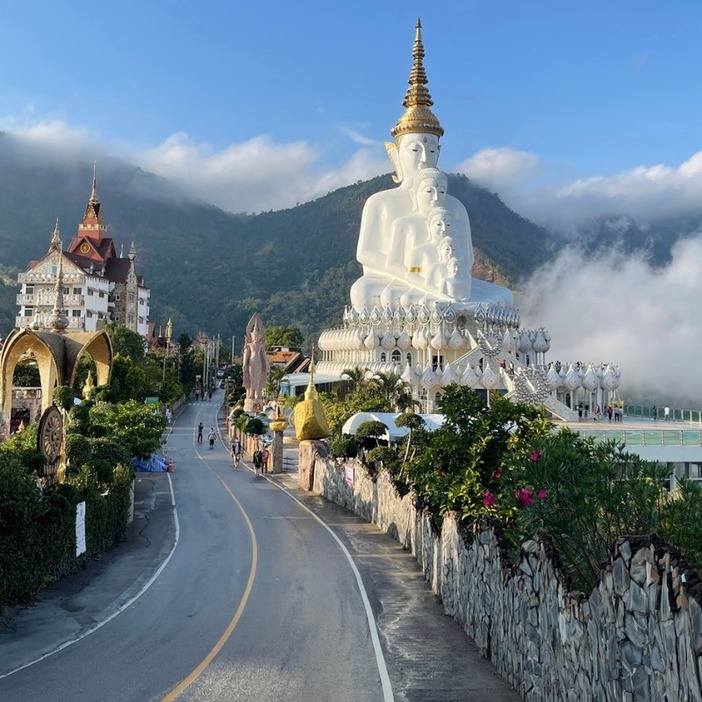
[607,406,613,422]
[165,408,172,424]
[262,445,270,473]
[593,404,600,421]
[208,428,216,448]
[652,405,658,421]
[197,422,204,443]
[231,441,241,467]
[253,449,263,475]
[664,405,670,421]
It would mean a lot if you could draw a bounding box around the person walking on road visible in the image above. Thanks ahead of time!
[197,422,204,443]
[253,449,263,475]
[231,440,241,467]
[208,428,216,449]
[664,405,670,421]
[652,405,658,421]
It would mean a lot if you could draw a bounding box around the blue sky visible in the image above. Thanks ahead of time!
[2,1,702,223]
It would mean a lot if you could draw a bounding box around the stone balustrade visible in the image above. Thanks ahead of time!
[311,453,702,701]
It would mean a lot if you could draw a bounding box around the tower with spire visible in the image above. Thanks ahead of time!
[15,165,151,336]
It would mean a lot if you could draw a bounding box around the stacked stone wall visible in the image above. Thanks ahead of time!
[312,456,702,701]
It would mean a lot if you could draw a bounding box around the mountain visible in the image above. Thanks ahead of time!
[0,133,554,344]
[554,211,702,266]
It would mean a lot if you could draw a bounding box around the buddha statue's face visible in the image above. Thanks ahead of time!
[398,133,440,181]
[415,175,447,214]
[429,211,451,241]
[447,258,459,277]
[438,237,455,263]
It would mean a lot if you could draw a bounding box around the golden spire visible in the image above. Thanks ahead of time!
[304,347,318,401]
[391,19,444,140]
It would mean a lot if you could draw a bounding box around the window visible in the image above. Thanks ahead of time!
[72,310,81,317]
[432,354,444,372]
[391,350,401,364]
[128,293,135,302]
[98,291,105,298]
[25,286,34,295]
[72,287,81,295]
[406,352,412,365]
[25,307,34,316]
[87,288,94,296]
[86,310,93,318]
[115,294,121,301]
[380,352,386,363]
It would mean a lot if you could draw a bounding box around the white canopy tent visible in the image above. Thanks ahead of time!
[341,412,445,443]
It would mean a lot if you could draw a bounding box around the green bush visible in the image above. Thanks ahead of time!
[0,456,133,609]
[89,437,131,469]
[65,433,92,467]
[329,434,358,459]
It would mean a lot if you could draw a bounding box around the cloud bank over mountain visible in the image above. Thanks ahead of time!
[455,147,702,229]
[5,118,702,229]
[519,237,702,406]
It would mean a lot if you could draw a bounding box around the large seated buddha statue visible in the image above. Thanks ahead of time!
[350,19,512,313]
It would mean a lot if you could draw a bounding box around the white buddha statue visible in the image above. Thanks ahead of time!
[350,19,513,312]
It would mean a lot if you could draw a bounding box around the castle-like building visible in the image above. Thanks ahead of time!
[15,167,150,336]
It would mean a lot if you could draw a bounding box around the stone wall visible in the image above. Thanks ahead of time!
[312,455,702,701]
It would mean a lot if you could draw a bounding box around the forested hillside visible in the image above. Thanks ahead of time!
[0,133,553,343]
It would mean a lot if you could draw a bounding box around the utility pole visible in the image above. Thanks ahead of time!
[231,335,235,364]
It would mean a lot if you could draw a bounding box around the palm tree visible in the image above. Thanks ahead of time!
[336,367,368,399]
[368,371,413,411]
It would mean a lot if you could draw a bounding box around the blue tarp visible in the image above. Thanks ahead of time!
[132,454,169,472]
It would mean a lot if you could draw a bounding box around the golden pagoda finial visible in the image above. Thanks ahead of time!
[391,18,444,140]
[304,346,318,401]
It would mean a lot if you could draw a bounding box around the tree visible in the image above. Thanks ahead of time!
[355,420,388,451]
[265,325,304,349]
[87,400,165,458]
[105,323,146,361]
[396,411,426,463]
[266,365,286,398]
[368,372,413,411]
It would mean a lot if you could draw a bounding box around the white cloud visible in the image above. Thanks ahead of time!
[138,132,388,213]
[454,147,541,189]
[0,118,389,213]
[0,117,103,159]
[518,237,702,405]
[454,146,702,229]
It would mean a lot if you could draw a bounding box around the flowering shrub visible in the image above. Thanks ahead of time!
[403,387,552,532]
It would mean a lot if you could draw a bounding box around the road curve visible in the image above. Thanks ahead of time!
[0,391,519,701]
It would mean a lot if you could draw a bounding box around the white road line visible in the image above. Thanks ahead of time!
[262,474,395,702]
[0,473,180,679]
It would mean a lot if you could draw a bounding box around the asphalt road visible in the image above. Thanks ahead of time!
[0,392,519,701]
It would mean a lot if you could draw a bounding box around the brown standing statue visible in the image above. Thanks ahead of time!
[242,313,269,413]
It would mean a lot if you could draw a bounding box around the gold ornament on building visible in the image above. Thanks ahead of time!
[390,18,444,140]
[269,404,288,433]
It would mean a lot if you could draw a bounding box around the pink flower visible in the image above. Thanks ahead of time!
[537,489,548,500]
[482,490,496,507]
[530,450,544,462]
[492,467,503,479]
[515,488,534,508]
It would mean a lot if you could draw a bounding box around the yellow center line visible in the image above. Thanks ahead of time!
[161,442,258,701]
